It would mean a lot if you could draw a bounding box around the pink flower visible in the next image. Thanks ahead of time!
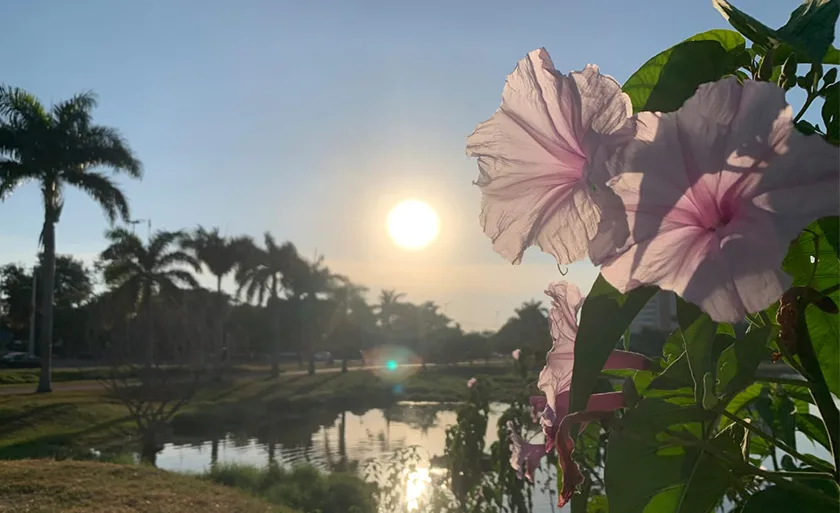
[538,282,649,420]
[511,349,522,360]
[466,377,477,388]
[600,78,840,322]
[466,48,633,266]
[506,421,545,483]
[529,281,650,506]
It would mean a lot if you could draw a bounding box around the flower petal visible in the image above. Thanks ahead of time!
[467,50,633,265]
[555,392,626,507]
[507,422,546,483]
[601,78,838,322]
[538,282,583,413]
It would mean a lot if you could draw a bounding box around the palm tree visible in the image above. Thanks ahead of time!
[285,254,336,375]
[0,87,142,392]
[376,289,406,340]
[234,233,298,377]
[180,226,246,362]
[99,228,200,364]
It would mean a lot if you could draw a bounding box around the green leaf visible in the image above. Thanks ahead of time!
[662,329,684,363]
[782,217,840,396]
[677,301,718,408]
[741,484,839,512]
[727,383,764,415]
[714,0,840,64]
[605,398,732,513]
[777,0,840,65]
[569,275,657,413]
[797,412,832,452]
[621,29,745,113]
[716,325,772,396]
[825,46,840,64]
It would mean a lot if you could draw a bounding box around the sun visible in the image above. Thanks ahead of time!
[386,200,440,250]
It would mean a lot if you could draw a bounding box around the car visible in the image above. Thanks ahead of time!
[313,351,332,362]
[0,352,42,369]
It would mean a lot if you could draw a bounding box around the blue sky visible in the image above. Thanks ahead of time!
[0,1,807,331]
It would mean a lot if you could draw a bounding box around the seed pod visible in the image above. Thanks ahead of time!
[797,76,811,90]
[776,294,799,356]
[758,52,775,81]
[781,74,797,90]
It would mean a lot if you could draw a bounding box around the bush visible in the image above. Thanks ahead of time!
[204,463,376,513]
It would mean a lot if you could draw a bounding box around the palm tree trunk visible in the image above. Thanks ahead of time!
[35,217,56,394]
[270,279,280,378]
[216,275,225,368]
[144,285,154,366]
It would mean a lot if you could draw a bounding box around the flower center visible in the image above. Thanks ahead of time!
[706,198,735,233]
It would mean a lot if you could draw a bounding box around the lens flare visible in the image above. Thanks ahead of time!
[386,360,399,371]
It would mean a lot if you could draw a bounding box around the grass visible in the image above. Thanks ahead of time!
[0,360,346,386]
[203,463,376,513]
[0,459,292,512]
[0,364,532,459]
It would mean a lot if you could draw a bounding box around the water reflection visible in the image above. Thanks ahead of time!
[156,402,560,512]
[405,467,432,511]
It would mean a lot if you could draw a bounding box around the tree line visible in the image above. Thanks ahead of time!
[0,86,584,393]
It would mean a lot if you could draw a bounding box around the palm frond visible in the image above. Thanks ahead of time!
[102,260,145,287]
[69,124,142,178]
[52,91,97,131]
[147,230,182,261]
[63,170,130,223]
[157,250,200,273]
[160,269,199,289]
[0,161,35,200]
[0,85,49,127]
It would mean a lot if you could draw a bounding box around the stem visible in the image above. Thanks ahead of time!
[796,311,840,479]
[768,471,836,479]
[720,410,834,474]
[793,91,818,124]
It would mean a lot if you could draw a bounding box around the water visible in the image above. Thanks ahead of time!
[152,400,834,513]
[155,401,562,512]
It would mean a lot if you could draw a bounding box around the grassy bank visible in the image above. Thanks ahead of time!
[204,463,376,513]
[0,459,291,512]
[0,364,531,459]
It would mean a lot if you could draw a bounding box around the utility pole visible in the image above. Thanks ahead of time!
[128,218,152,243]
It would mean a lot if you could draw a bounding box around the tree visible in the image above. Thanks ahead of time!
[492,300,551,360]
[323,277,375,372]
[285,255,337,375]
[180,226,246,363]
[0,87,142,392]
[99,228,199,364]
[234,233,298,377]
[376,289,406,340]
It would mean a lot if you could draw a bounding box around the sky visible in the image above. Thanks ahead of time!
[0,0,809,332]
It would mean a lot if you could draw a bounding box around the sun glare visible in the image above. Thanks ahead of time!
[386,200,440,250]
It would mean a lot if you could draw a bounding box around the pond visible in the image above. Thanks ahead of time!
[156,401,562,512]
[152,400,833,513]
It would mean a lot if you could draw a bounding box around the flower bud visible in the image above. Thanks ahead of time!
[823,67,838,86]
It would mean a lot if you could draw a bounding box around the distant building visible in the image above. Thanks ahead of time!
[629,290,677,334]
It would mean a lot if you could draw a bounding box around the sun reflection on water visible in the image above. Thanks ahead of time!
[404,467,432,511]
